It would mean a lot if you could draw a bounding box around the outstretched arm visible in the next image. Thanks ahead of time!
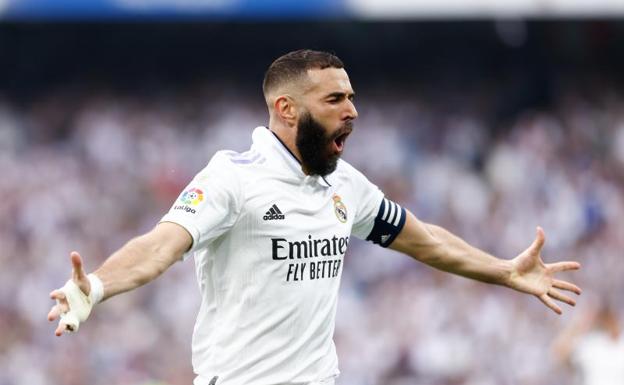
[389,210,582,314]
[90,221,192,300]
[47,221,192,336]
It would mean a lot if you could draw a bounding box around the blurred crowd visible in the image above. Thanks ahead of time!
[0,79,623,385]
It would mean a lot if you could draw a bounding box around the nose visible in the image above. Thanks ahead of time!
[343,99,358,121]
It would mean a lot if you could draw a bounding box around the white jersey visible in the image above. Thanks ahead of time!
[572,331,624,385]
[161,126,405,385]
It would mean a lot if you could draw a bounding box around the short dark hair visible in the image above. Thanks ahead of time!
[262,49,344,96]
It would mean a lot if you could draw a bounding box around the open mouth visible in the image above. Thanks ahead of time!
[332,131,351,153]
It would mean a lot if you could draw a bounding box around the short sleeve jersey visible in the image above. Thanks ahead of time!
[160,127,405,385]
[571,331,624,385]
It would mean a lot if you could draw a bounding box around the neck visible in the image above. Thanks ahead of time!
[268,119,305,167]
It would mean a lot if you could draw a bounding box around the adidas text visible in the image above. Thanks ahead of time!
[263,204,285,220]
[264,213,285,220]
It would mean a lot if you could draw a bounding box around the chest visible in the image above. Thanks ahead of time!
[221,177,353,283]
[241,176,355,240]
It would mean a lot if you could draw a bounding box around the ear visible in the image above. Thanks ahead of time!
[274,95,298,125]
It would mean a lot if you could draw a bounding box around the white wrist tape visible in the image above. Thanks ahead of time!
[87,273,104,305]
[57,274,103,333]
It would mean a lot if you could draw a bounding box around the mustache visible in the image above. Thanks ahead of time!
[329,121,354,141]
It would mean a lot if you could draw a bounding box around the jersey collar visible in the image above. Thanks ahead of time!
[251,126,332,187]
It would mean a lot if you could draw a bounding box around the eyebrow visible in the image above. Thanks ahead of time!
[325,91,355,99]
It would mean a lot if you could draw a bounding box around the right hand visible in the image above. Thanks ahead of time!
[47,251,91,336]
[507,227,581,315]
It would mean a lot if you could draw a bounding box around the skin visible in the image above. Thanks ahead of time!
[266,67,357,166]
[49,66,581,336]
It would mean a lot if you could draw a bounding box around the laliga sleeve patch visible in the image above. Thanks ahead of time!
[366,198,406,247]
[173,187,205,214]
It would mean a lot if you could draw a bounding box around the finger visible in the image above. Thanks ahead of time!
[71,252,91,294]
[530,226,545,253]
[552,279,582,295]
[547,261,581,274]
[47,303,69,321]
[538,293,562,315]
[50,290,66,301]
[71,251,86,282]
[48,306,58,321]
[548,288,576,307]
[55,322,68,337]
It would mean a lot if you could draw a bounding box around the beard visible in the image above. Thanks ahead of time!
[295,112,352,177]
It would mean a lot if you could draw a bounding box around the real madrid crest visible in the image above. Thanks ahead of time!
[332,194,348,223]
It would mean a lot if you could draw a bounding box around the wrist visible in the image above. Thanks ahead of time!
[87,273,104,304]
[500,259,515,287]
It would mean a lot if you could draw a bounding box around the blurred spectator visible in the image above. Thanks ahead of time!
[553,302,624,385]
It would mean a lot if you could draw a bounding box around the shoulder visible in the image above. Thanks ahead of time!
[197,149,265,177]
[332,158,371,184]
[220,149,267,166]
[194,151,235,179]
[193,150,253,193]
[334,159,384,204]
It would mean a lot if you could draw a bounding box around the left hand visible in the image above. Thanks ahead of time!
[507,227,582,314]
[48,251,92,336]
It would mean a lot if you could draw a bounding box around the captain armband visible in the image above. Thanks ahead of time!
[366,198,407,247]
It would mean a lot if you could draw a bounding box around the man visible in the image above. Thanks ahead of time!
[553,303,624,385]
[48,49,582,385]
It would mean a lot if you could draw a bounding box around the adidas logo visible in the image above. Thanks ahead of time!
[263,204,285,220]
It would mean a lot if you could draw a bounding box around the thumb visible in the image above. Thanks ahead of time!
[70,251,90,295]
[529,226,545,254]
